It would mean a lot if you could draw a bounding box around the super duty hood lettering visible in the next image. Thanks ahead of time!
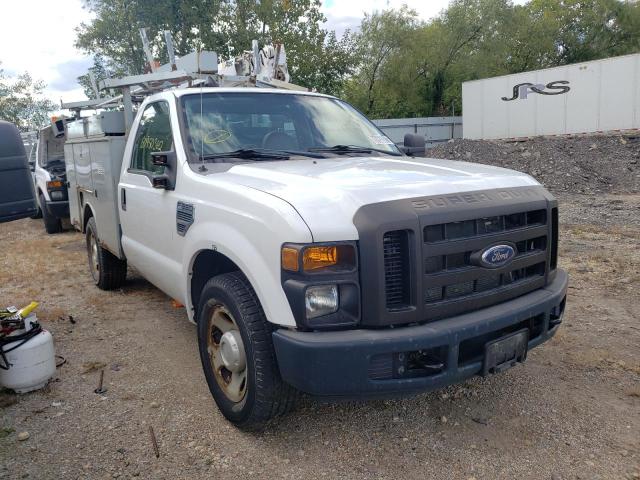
[411,187,542,210]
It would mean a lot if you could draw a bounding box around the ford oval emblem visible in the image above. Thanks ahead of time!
[480,244,516,268]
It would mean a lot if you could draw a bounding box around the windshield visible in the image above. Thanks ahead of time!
[180,92,400,161]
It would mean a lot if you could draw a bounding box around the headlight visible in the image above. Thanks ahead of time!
[50,190,64,200]
[281,241,359,329]
[305,285,339,319]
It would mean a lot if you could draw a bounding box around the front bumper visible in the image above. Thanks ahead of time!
[273,269,568,397]
[45,199,69,219]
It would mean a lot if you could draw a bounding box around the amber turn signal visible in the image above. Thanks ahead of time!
[281,247,299,272]
[47,180,63,189]
[303,246,338,271]
[282,244,356,273]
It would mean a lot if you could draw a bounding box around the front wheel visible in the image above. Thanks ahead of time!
[86,217,127,290]
[197,272,297,429]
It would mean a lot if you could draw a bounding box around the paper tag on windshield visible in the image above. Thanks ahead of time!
[368,134,394,145]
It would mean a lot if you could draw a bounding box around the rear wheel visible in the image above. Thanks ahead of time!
[197,272,297,429]
[41,194,62,234]
[86,217,127,290]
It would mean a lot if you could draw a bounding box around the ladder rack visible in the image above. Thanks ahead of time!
[64,29,307,133]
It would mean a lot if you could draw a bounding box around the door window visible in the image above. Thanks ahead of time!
[130,101,173,173]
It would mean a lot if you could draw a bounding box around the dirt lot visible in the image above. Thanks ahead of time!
[1,140,639,479]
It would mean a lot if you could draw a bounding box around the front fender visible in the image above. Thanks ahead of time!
[35,171,51,202]
[180,196,312,327]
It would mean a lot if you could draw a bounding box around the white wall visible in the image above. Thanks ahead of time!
[372,117,462,146]
[462,53,640,139]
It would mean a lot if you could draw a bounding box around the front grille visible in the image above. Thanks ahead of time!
[383,230,410,309]
[353,184,557,328]
[420,208,548,321]
[423,209,546,243]
[550,207,558,270]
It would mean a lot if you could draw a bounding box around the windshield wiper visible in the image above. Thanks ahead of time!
[308,145,402,156]
[199,148,290,162]
[199,148,327,162]
[277,149,326,159]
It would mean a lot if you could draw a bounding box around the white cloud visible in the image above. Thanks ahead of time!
[0,0,93,105]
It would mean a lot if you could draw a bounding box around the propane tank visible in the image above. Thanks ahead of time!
[0,314,56,393]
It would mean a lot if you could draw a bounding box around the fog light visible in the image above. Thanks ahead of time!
[50,190,64,200]
[305,285,338,319]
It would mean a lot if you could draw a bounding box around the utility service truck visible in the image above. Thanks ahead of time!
[31,119,71,233]
[63,33,568,429]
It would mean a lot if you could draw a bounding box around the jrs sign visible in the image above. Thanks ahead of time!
[501,81,570,101]
[462,52,640,139]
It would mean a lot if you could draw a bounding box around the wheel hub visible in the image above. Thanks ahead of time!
[87,231,100,281]
[219,330,246,373]
[91,237,99,272]
[207,305,248,402]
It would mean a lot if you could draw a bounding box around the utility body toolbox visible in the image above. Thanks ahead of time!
[65,111,126,256]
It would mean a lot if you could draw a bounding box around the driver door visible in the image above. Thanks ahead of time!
[118,100,183,299]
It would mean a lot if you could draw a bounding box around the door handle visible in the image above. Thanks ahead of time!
[121,188,126,211]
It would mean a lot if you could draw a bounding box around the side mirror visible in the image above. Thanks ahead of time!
[0,121,37,222]
[400,133,426,157]
[150,150,177,190]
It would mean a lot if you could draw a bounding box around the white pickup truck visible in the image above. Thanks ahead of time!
[65,86,568,429]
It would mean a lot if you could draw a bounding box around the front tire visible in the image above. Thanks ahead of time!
[41,194,62,234]
[86,217,127,290]
[197,272,297,429]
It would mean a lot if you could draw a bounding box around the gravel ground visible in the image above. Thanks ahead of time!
[1,136,639,479]
[428,134,640,194]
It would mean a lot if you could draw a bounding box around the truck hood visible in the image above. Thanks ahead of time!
[223,156,541,241]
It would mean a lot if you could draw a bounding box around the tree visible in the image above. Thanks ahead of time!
[527,0,640,64]
[0,64,56,131]
[77,55,112,100]
[76,0,226,76]
[343,0,640,119]
[413,0,520,115]
[75,0,640,118]
[216,0,358,95]
[343,7,421,117]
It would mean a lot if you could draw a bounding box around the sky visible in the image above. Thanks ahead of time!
[0,0,481,105]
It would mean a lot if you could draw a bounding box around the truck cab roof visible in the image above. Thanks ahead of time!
[138,87,334,107]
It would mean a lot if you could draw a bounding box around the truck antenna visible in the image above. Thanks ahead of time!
[198,46,207,173]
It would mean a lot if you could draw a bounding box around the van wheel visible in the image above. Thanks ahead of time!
[30,205,42,219]
[41,194,62,234]
[197,272,297,430]
[86,217,127,290]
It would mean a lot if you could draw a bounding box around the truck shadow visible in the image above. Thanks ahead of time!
[259,365,534,438]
